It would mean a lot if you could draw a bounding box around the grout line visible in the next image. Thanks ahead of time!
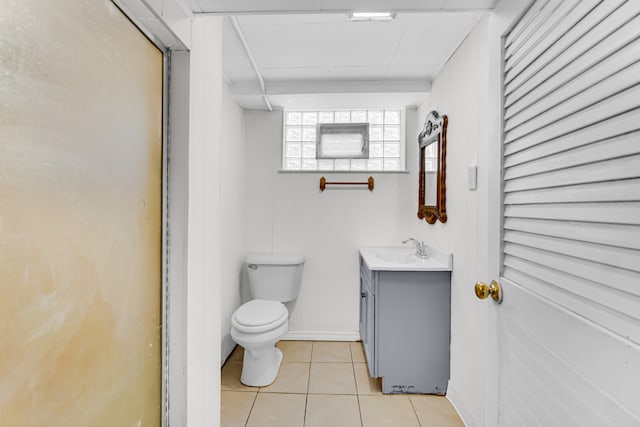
[305,355,312,427]
[306,355,312,395]
[244,390,258,427]
[356,393,365,427]
[352,360,361,395]
[352,358,365,426]
[303,393,309,427]
[408,395,422,427]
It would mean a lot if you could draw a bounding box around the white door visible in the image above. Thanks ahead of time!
[484,0,640,425]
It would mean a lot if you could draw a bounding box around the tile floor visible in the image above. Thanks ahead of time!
[221,341,465,427]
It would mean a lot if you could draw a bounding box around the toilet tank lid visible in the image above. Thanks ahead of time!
[246,253,305,265]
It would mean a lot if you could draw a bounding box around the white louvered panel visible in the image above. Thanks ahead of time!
[504,0,600,81]
[505,28,640,133]
[504,179,640,205]
[504,242,640,298]
[505,0,628,92]
[505,132,640,180]
[504,229,640,272]
[504,218,640,250]
[505,39,640,130]
[504,0,549,52]
[503,264,640,344]
[505,51,640,134]
[504,87,640,153]
[505,0,581,74]
[504,202,640,225]
[505,0,633,95]
[505,108,640,167]
[504,154,640,192]
[504,0,565,66]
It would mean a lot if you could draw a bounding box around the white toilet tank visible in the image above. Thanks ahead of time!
[246,254,305,303]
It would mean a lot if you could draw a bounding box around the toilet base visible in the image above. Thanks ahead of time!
[240,346,283,387]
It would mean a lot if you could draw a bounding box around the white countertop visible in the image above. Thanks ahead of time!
[359,246,453,272]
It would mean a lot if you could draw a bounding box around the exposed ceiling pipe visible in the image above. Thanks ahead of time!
[230,16,273,111]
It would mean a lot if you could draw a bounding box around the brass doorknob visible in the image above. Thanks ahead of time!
[475,280,502,304]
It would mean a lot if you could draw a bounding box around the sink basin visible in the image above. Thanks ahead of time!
[374,250,423,264]
[360,246,453,271]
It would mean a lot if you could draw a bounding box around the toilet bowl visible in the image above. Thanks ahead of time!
[230,253,304,387]
[230,299,289,386]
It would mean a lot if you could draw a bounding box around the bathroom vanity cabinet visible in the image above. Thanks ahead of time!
[359,250,452,395]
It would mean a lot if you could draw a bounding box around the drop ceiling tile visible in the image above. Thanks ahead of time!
[391,12,481,66]
[327,66,390,81]
[237,14,344,26]
[196,0,323,14]
[223,21,260,83]
[442,0,498,9]
[241,20,407,69]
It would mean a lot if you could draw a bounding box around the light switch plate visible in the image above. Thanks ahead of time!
[468,164,477,190]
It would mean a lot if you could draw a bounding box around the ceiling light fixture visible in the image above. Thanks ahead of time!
[347,11,397,22]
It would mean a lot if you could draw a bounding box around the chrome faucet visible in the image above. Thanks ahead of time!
[402,238,429,259]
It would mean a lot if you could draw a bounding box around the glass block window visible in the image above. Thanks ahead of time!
[283,109,405,171]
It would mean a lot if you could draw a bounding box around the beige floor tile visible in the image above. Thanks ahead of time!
[259,362,310,394]
[311,341,352,362]
[353,363,382,395]
[350,342,366,363]
[221,361,259,392]
[305,394,362,427]
[229,345,244,362]
[359,395,420,427]
[246,393,306,427]
[221,391,257,427]
[308,363,357,394]
[410,395,465,427]
[277,340,313,362]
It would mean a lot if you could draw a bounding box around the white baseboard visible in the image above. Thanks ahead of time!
[282,330,361,341]
[447,381,479,427]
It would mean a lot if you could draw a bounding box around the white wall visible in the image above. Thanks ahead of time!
[244,108,429,339]
[220,82,247,362]
[187,15,223,427]
[414,15,491,427]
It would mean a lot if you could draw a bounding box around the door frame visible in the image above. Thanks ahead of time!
[111,1,191,425]
[485,1,534,425]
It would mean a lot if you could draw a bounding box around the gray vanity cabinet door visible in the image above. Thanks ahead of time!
[359,260,376,377]
[376,271,451,394]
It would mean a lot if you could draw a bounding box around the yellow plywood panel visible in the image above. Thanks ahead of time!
[0,0,163,425]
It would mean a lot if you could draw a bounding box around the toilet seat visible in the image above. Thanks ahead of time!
[232,299,288,333]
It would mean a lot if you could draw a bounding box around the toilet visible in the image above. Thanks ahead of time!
[230,253,304,387]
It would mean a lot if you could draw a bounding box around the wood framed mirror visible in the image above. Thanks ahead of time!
[418,110,448,224]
